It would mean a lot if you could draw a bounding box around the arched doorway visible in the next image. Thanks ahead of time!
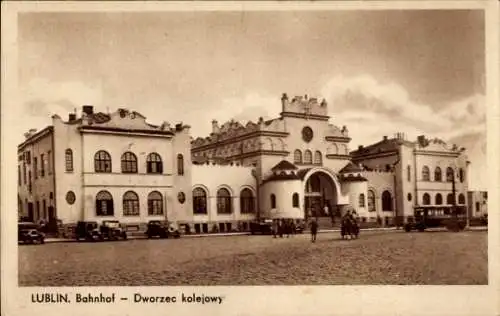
[302,169,339,220]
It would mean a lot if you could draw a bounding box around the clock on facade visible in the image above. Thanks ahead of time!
[302,126,314,143]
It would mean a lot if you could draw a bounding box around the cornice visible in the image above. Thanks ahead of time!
[191,130,289,152]
[79,126,174,138]
[325,136,351,143]
[351,150,398,160]
[280,112,330,121]
[325,154,351,160]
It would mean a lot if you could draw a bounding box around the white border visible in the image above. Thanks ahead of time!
[2,2,499,316]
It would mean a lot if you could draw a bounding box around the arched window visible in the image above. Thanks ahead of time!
[407,165,411,182]
[459,168,465,183]
[359,193,366,207]
[434,167,442,182]
[304,150,312,164]
[422,166,430,181]
[446,167,454,182]
[435,193,443,205]
[177,154,184,175]
[94,150,112,173]
[270,194,277,208]
[96,190,113,216]
[446,193,454,205]
[458,193,466,204]
[193,187,208,214]
[422,193,431,205]
[147,191,163,215]
[294,150,302,164]
[121,152,138,173]
[240,188,255,214]
[123,191,139,216]
[146,153,163,174]
[314,151,322,165]
[382,191,392,211]
[367,190,376,212]
[65,149,73,172]
[292,193,299,208]
[216,188,232,214]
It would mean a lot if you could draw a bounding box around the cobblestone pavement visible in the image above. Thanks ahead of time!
[18,230,487,286]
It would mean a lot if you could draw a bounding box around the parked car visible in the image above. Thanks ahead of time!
[250,219,274,235]
[75,221,102,242]
[18,222,45,245]
[146,220,181,239]
[100,220,128,240]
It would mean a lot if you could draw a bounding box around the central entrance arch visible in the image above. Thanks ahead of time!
[300,168,342,220]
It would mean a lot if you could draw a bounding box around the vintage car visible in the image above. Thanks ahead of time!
[145,220,181,239]
[100,220,128,240]
[75,221,102,242]
[18,222,45,245]
[250,219,274,235]
[404,207,466,232]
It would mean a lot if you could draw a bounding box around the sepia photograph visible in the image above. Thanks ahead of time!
[2,1,499,316]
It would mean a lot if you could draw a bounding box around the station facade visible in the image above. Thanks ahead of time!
[17,93,472,232]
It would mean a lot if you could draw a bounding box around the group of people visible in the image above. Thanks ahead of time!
[271,218,298,238]
[270,210,360,243]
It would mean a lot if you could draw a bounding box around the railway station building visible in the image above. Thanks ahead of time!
[17,93,472,233]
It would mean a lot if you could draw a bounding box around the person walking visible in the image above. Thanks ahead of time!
[310,218,318,243]
[272,219,278,238]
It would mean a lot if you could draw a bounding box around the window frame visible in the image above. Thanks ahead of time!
[216,188,232,214]
[65,149,74,172]
[193,187,208,214]
[146,152,163,174]
[94,150,112,173]
[123,190,140,216]
[147,191,164,216]
[121,152,138,174]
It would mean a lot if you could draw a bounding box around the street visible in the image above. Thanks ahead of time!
[18,230,487,286]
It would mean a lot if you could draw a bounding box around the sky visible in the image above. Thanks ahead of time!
[16,10,487,189]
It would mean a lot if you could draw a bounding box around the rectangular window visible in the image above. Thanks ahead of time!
[33,157,38,179]
[18,165,21,186]
[40,154,45,177]
[476,202,480,213]
[47,150,52,174]
[28,171,32,193]
[23,163,26,184]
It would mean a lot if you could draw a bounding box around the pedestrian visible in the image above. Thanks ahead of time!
[272,219,278,238]
[310,218,318,243]
[278,219,284,238]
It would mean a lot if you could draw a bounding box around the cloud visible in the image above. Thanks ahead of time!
[319,74,486,190]
[188,93,280,137]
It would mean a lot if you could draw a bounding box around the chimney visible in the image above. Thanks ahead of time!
[281,93,288,113]
[175,123,183,131]
[82,105,94,116]
[383,135,388,141]
[417,135,426,146]
[358,145,364,150]
[211,120,219,134]
[68,113,77,121]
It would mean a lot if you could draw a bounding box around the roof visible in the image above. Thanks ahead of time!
[340,174,368,182]
[297,168,312,180]
[263,172,301,183]
[351,137,413,157]
[339,161,364,173]
[271,160,298,172]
